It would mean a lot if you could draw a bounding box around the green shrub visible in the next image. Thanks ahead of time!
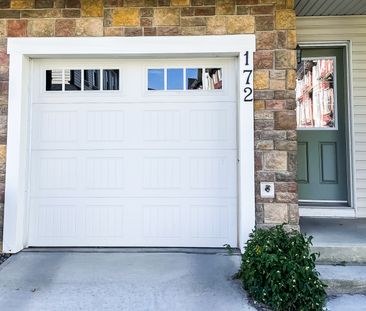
[236,225,327,311]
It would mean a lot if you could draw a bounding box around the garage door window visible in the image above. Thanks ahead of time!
[45,69,62,91]
[148,67,222,91]
[65,69,81,91]
[45,69,119,91]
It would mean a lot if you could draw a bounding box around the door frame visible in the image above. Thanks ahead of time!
[3,35,256,253]
[297,41,356,218]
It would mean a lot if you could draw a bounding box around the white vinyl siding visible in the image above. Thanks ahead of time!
[297,16,366,216]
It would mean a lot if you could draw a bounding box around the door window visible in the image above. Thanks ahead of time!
[296,58,336,129]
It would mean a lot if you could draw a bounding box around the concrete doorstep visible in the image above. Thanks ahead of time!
[317,264,366,295]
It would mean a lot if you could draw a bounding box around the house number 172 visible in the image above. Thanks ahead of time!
[243,51,253,103]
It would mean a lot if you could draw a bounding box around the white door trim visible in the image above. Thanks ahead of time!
[4,35,256,253]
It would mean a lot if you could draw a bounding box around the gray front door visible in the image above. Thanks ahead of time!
[297,48,348,206]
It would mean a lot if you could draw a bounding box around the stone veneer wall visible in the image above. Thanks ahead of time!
[0,0,298,246]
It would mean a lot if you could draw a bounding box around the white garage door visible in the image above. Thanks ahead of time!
[28,58,238,247]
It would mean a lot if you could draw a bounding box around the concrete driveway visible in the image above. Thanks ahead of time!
[0,250,256,311]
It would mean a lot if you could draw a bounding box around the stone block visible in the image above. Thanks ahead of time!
[274,90,295,99]
[28,19,54,36]
[237,0,259,4]
[254,119,274,130]
[76,18,103,36]
[254,100,265,110]
[256,171,276,182]
[261,130,286,140]
[0,10,20,18]
[144,0,157,6]
[255,15,273,31]
[125,27,142,36]
[194,7,215,16]
[154,8,180,26]
[54,0,65,8]
[263,150,287,170]
[11,0,33,8]
[0,81,7,95]
[0,20,6,37]
[140,8,153,17]
[254,89,274,100]
[274,110,296,130]
[287,69,296,90]
[287,130,296,140]
[55,19,75,36]
[0,0,10,8]
[158,0,170,6]
[275,49,296,69]
[81,0,103,17]
[0,144,5,163]
[275,140,297,151]
[112,8,140,27]
[143,27,156,36]
[62,9,80,18]
[288,203,299,224]
[286,0,294,9]
[287,29,296,48]
[265,99,285,110]
[237,6,249,15]
[0,65,8,79]
[181,26,206,35]
[270,69,286,79]
[287,151,296,172]
[140,17,152,27]
[206,16,226,35]
[275,9,295,29]
[270,78,286,90]
[255,110,273,120]
[216,0,235,15]
[275,171,296,182]
[256,31,275,50]
[276,30,286,48]
[254,70,269,89]
[181,7,194,16]
[251,5,274,15]
[255,203,264,224]
[255,140,274,150]
[21,9,62,18]
[254,50,273,69]
[171,0,190,5]
[65,0,80,8]
[288,182,297,192]
[124,0,144,5]
[180,17,206,27]
[227,15,255,33]
[104,27,123,36]
[156,26,180,36]
[264,203,288,224]
[7,19,27,37]
[35,0,53,8]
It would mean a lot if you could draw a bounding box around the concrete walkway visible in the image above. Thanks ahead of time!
[0,251,255,311]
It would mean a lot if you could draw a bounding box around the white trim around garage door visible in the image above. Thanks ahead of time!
[3,35,256,253]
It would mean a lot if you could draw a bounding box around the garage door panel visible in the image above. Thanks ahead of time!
[32,102,236,150]
[29,58,238,247]
[29,198,236,247]
[31,150,236,198]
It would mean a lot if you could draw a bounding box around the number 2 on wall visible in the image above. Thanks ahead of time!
[243,51,253,103]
